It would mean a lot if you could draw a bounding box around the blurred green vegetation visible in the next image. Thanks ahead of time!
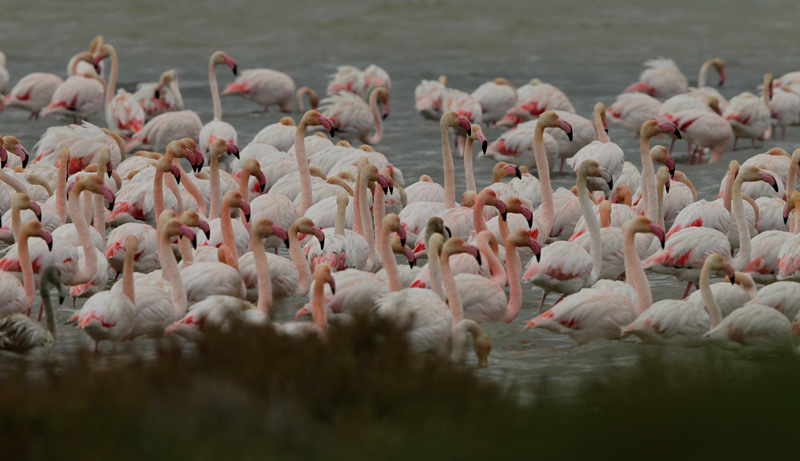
[1,318,798,460]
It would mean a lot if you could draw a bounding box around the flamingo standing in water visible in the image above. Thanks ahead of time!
[198,51,238,158]
[494,79,575,127]
[414,75,448,120]
[320,86,390,145]
[623,58,688,101]
[606,93,662,137]
[471,78,517,124]
[94,44,145,137]
[327,64,390,99]
[222,63,318,113]
[3,72,64,120]
[134,69,184,119]
[40,49,105,123]
[723,73,773,149]
[525,216,665,344]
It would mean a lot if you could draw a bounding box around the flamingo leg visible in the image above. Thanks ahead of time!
[668,138,676,155]
[114,272,120,281]
[37,303,43,321]
[732,137,738,150]
[538,291,549,312]
[552,293,567,307]
[680,281,693,299]
[559,158,565,172]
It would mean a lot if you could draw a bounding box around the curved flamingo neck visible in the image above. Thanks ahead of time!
[477,233,505,288]
[698,261,722,328]
[577,174,603,285]
[352,163,365,235]
[104,45,118,109]
[365,90,383,145]
[208,151,222,220]
[237,169,253,232]
[440,122,456,209]
[175,162,207,217]
[158,228,187,314]
[294,120,313,215]
[251,231,273,318]
[67,188,97,284]
[640,135,657,222]
[10,204,21,243]
[164,173,184,216]
[472,192,491,233]
[503,239,523,323]
[534,124,554,240]
[92,192,106,237]
[122,242,136,305]
[289,227,312,296]
[170,77,184,109]
[373,186,385,247]
[731,177,750,270]
[594,107,610,143]
[0,170,28,195]
[697,61,712,89]
[440,250,463,326]
[722,171,735,211]
[334,198,346,236]
[656,177,666,229]
[624,227,652,314]
[357,173,375,269]
[787,156,800,195]
[450,319,482,362]
[56,154,68,225]
[209,59,222,121]
[463,136,476,192]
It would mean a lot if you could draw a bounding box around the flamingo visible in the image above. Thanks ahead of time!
[495,79,575,128]
[320,86,390,145]
[524,160,613,308]
[222,64,318,113]
[305,190,368,272]
[374,232,492,366]
[472,78,518,124]
[623,253,734,345]
[126,110,203,154]
[327,64,390,99]
[750,281,800,321]
[198,51,238,157]
[689,58,728,109]
[249,117,298,152]
[664,106,733,164]
[0,221,53,320]
[462,124,488,194]
[32,122,125,175]
[133,69,184,118]
[645,165,777,297]
[0,265,64,353]
[95,44,145,137]
[3,73,64,120]
[686,271,756,319]
[195,190,251,259]
[623,58,688,100]
[414,75,448,120]
[0,51,8,94]
[723,73,773,149]
[606,93,662,137]
[40,70,105,123]
[525,216,665,344]
[703,302,793,349]
[71,235,137,350]
[768,85,800,141]
[567,102,624,186]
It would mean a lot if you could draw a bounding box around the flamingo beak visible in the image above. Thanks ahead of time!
[649,223,666,249]
[558,119,573,141]
[759,170,779,193]
[398,226,407,248]
[463,243,481,266]
[328,277,336,295]
[223,55,238,76]
[198,219,211,239]
[783,204,790,225]
[171,164,181,184]
[495,199,507,222]
[30,202,42,222]
[271,224,289,249]
[718,71,725,87]
[522,206,534,228]
[226,142,239,159]
[101,185,116,210]
[666,155,676,177]
[258,171,267,193]
[724,264,736,284]
[530,238,541,262]
[180,225,197,249]
[405,247,416,268]
[318,115,335,137]
[445,226,452,238]
[378,175,389,195]
[476,131,488,154]
[15,145,28,168]
[240,199,251,222]
[457,116,471,136]
[314,227,325,250]
[0,146,7,169]
[42,228,53,252]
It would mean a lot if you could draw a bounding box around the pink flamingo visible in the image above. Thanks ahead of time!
[249,117,298,151]
[198,51,238,159]
[606,93,662,137]
[414,75,448,120]
[222,63,318,113]
[525,216,665,344]
[40,68,105,123]
[305,190,369,272]
[133,69,184,118]
[327,64,390,99]
[3,72,64,120]
[0,221,52,320]
[623,253,734,345]
[472,78,518,124]
[704,302,792,349]
[71,235,137,350]
[95,44,145,137]
[750,281,800,321]
[748,191,800,283]
[723,74,773,149]
[524,160,613,308]
[663,107,732,164]
[623,58,688,101]
[495,79,575,128]
[320,87,390,144]
[646,165,776,298]
[32,122,125,175]
[567,102,624,185]
[686,271,756,319]
[126,110,203,154]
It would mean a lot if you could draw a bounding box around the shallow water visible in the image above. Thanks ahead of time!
[2,0,800,385]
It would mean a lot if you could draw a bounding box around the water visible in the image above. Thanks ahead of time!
[2,0,799,385]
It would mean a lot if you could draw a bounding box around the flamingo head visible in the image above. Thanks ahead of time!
[474,128,488,154]
[178,223,198,249]
[648,222,666,249]
[29,200,42,223]
[509,228,540,262]
[225,142,239,159]
[315,112,335,137]
[442,237,482,267]
[24,221,53,252]
[0,144,6,169]
[655,120,682,140]
[757,169,779,193]
[170,163,182,184]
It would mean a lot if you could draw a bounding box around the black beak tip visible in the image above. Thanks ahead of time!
[515,167,522,179]
[567,131,573,142]
[527,218,533,228]
[607,180,614,191]
[409,260,415,269]
[669,168,675,178]
[475,253,482,266]
[191,237,198,249]
[232,65,238,76]
[674,129,682,140]
[284,239,290,249]
[175,175,181,185]
[445,226,452,238]
[481,140,488,154]
[154,90,161,99]
[389,186,394,195]
[466,128,472,137]
[718,81,724,87]
[784,216,789,225]
[660,238,666,249]
[772,182,780,193]
[500,211,508,221]
[59,295,66,305]
[47,241,53,252]
[330,285,336,295]
[245,212,251,223]
[108,200,115,211]
[22,158,28,168]
[36,213,42,222]
[319,238,325,250]
[534,251,540,262]
[730,277,736,285]
[665,184,670,194]
[382,186,389,195]
[604,128,609,134]
[382,113,388,120]
[400,237,406,248]
[259,183,266,193]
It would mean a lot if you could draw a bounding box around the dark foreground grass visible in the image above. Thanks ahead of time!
[2,318,799,460]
